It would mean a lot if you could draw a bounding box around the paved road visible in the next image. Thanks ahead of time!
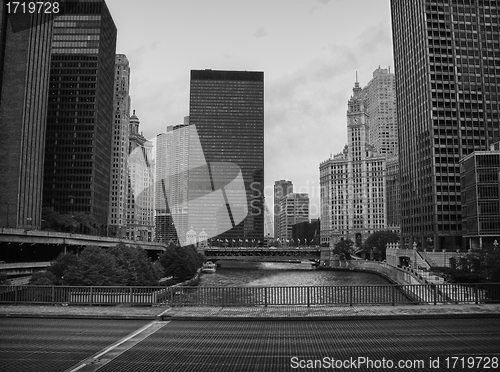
[0,318,148,372]
[1,317,499,371]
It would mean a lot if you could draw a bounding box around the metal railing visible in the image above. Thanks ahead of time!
[1,283,499,307]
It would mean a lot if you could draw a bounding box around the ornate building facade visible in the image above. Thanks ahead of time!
[320,78,386,247]
[126,111,154,241]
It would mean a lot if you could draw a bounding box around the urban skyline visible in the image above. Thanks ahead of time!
[1,0,499,248]
[104,0,395,219]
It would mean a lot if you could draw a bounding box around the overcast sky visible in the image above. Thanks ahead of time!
[106,0,395,221]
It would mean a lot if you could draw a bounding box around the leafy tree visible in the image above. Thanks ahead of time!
[460,243,500,283]
[42,208,75,232]
[29,271,58,286]
[41,208,98,234]
[159,244,203,281]
[0,272,9,285]
[47,245,163,286]
[63,246,122,286]
[73,212,98,235]
[333,239,355,260]
[48,252,79,284]
[108,243,161,286]
[362,231,400,261]
[153,260,165,279]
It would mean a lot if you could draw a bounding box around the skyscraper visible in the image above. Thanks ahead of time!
[189,70,264,245]
[391,1,500,250]
[43,0,117,229]
[278,193,309,243]
[362,67,398,157]
[320,79,386,247]
[109,54,131,237]
[126,111,154,241]
[155,132,170,243]
[362,68,400,230]
[155,120,190,245]
[0,8,53,229]
[274,180,293,239]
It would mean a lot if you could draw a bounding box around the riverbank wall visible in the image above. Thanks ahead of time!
[318,260,442,303]
[171,268,202,288]
[319,260,429,285]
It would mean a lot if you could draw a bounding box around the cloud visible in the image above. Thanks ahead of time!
[253,26,269,38]
[309,0,333,15]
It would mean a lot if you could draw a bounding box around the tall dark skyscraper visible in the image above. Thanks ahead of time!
[189,70,264,245]
[0,7,53,229]
[391,1,500,250]
[43,0,117,228]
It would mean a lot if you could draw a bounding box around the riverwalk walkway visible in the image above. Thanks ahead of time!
[1,303,499,321]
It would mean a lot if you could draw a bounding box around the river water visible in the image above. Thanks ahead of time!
[198,261,393,287]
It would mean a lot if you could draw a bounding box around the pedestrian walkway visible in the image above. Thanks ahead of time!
[1,303,499,321]
[159,303,500,320]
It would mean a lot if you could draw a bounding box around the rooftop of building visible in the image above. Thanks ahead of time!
[191,69,264,82]
[460,148,500,163]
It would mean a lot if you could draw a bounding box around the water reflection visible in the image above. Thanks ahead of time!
[198,261,393,288]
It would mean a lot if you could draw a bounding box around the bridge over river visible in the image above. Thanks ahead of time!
[202,247,325,262]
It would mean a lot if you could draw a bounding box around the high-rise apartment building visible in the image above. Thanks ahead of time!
[363,68,400,230]
[391,0,500,250]
[126,111,154,241]
[363,67,398,157]
[155,120,190,245]
[320,79,386,247]
[109,54,130,237]
[43,0,117,229]
[155,132,170,243]
[274,180,293,239]
[189,70,264,245]
[278,193,309,243]
[0,9,53,229]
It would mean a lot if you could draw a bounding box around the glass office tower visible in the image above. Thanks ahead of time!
[391,0,500,250]
[189,70,264,246]
[0,7,53,229]
[43,0,117,229]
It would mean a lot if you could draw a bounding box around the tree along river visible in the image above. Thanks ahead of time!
[198,261,393,287]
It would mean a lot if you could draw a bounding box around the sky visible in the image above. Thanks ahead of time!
[105,0,395,222]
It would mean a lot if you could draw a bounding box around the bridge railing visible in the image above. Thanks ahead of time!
[1,283,499,306]
[0,285,173,306]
